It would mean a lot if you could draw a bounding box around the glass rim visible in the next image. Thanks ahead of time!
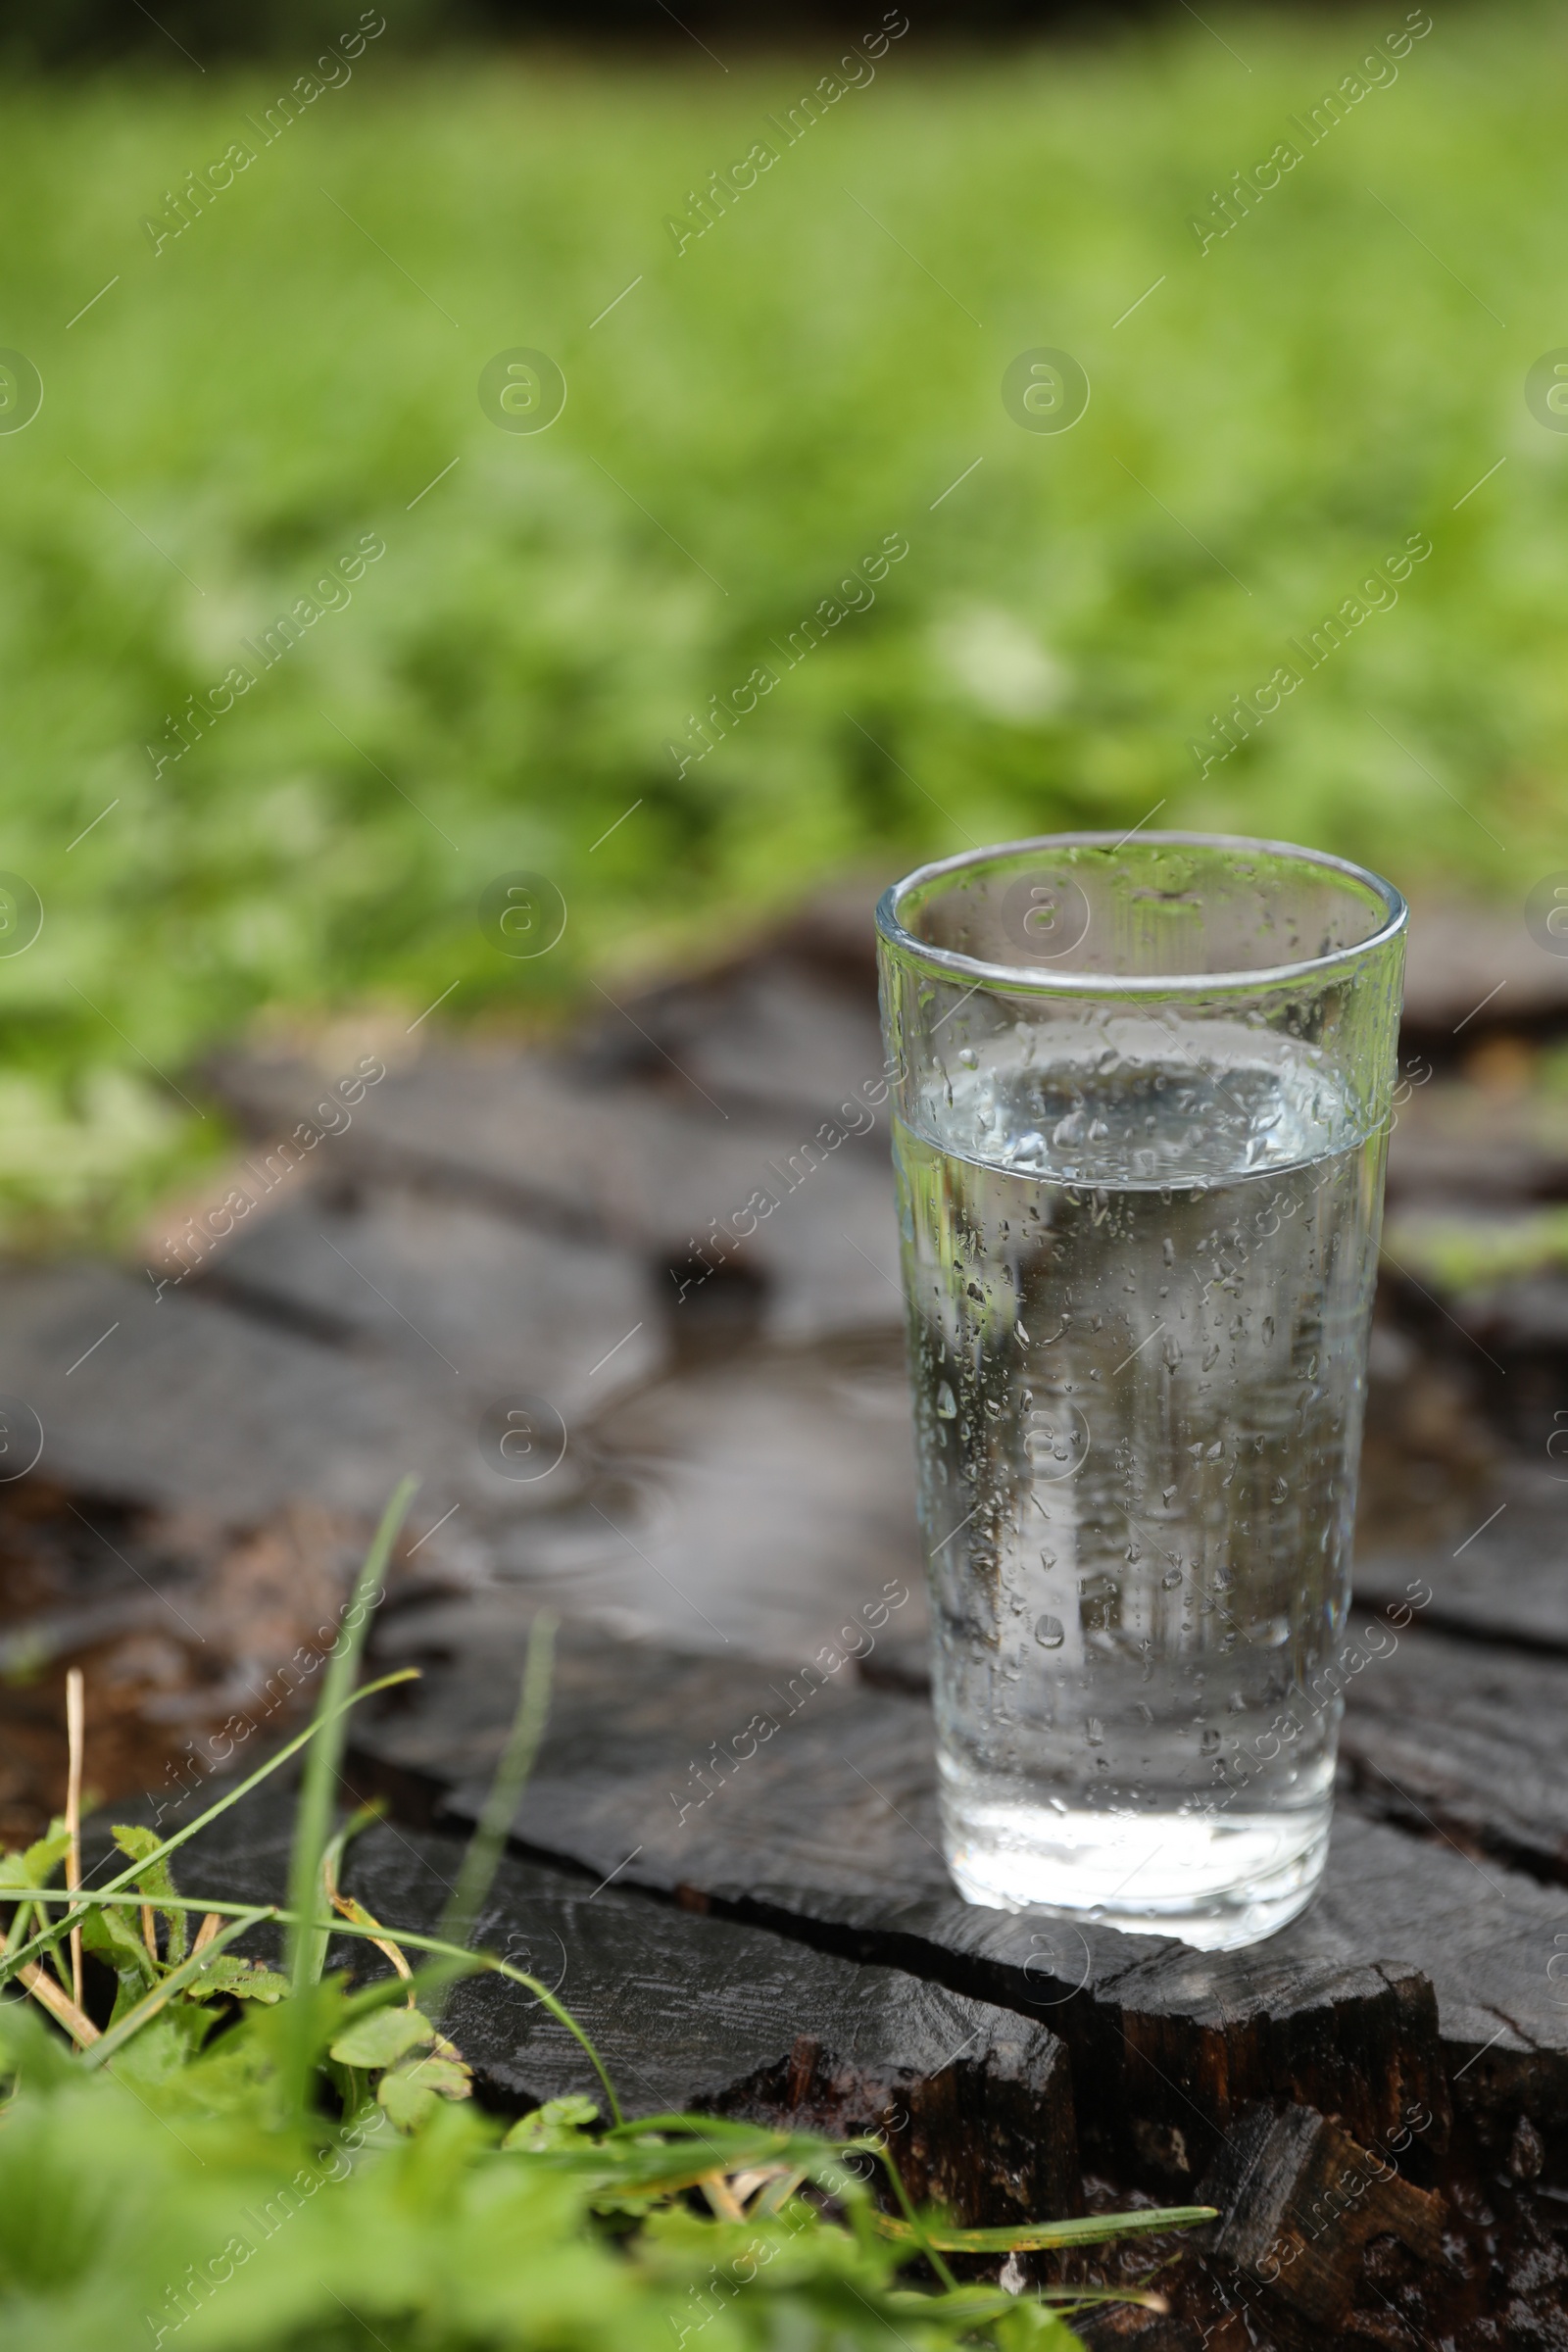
[874,829,1408,997]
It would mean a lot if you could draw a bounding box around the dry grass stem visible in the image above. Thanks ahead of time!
[698,2172,748,2222]
[325,1844,416,2003]
[20,1957,99,2046]
[191,1912,222,1954]
[65,1666,84,2010]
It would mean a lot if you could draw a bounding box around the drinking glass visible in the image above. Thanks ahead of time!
[875,833,1406,1949]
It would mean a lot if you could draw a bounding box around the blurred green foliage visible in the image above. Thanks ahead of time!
[0,4,1560,1244]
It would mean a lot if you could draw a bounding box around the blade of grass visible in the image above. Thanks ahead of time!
[865,2137,959,2291]
[440,1607,556,1949]
[0,1670,417,1988]
[279,1478,416,2116]
[81,1912,268,2070]
[321,1802,384,1899]
[286,1477,417,2006]
[871,2205,1218,2251]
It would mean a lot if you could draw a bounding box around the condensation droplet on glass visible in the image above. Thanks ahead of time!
[1162,1237,1175,1268]
[1034,1614,1065,1648]
[936,1382,956,1418]
[957,1046,978,1068]
[1085,1717,1104,1746]
[1161,1566,1182,1591]
[1014,1321,1031,1346]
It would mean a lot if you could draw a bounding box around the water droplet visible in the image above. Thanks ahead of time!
[1161,1566,1183,1591]
[956,1047,978,1068]
[1034,1614,1065,1648]
[1014,1321,1031,1346]
[1161,1484,1178,1504]
[1262,1315,1275,1344]
[935,1382,956,1419]
[1271,1477,1289,1502]
[1200,1727,1220,1754]
[1162,1238,1175,1268]
[1085,1717,1104,1746]
[1205,1442,1224,1461]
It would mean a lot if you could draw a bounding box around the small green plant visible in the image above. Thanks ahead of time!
[0,1482,1212,2349]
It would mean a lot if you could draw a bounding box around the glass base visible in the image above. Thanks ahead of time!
[942,1790,1330,1951]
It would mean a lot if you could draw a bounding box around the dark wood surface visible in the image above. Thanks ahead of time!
[204,1037,906,1348]
[1199,2101,1446,2336]
[353,1591,1568,2158]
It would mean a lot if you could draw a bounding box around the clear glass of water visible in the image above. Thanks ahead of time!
[876,834,1406,1950]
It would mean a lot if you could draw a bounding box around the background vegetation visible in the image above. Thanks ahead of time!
[0,3,1560,1242]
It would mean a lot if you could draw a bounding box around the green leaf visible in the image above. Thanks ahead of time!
[0,1824,71,1891]
[376,2048,472,2132]
[503,2093,601,2151]
[110,1824,188,1963]
[376,2066,434,2132]
[401,2053,470,2100]
[186,1955,291,2003]
[108,2000,220,2086]
[328,2004,433,2068]
[79,1903,159,2015]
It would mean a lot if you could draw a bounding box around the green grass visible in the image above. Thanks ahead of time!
[0,6,1562,1241]
[0,1509,1211,2349]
